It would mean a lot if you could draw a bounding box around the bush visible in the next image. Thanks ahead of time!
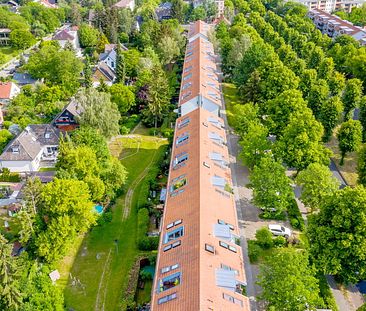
[255,227,273,249]
[137,208,149,240]
[248,240,261,263]
[317,273,339,311]
[0,170,21,182]
[259,211,286,220]
[97,211,113,226]
[357,304,366,311]
[287,199,305,231]
[273,236,287,248]
[138,237,159,251]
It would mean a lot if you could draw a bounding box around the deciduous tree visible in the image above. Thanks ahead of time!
[337,119,362,165]
[296,163,340,212]
[342,78,363,120]
[308,186,366,284]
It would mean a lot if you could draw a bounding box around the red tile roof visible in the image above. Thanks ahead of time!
[151,21,249,311]
[0,82,12,99]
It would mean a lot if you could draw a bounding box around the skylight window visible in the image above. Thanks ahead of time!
[158,272,181,293]
[161,264,180,274]
[158,292,177,305]
[184,66,192,73]
[178,117,190,128]
[173,153,188,168]
[183,73,192,81]
[164,226,184,243]
[182,82,192,90]
[176,133,189,146]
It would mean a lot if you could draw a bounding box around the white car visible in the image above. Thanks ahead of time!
[268,224,292,238]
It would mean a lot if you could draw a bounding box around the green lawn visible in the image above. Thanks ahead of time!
[0,46,19,65]
[135,279,153,305]
[222,83,242,128]
[60,135,168,311]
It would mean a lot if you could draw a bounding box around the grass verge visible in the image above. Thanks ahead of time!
[325,129,358,186]
[0,46,19,65]
[222,82,242,128]
[59,134,168,311]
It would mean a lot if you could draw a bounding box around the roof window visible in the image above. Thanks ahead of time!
[11,146,19,154]
[167,219,182,229]
[184,66,192,73]
[183,73,192,81]
[182,82,192,90]
[173,152,188,169]
[170,176,187,193]
[176,133,189,146]
[181,91,191,100]
[158,292,177,305]
[157,272,181,293]
[178,117,190,129]
[163,240,181,252]
[219,241,237,253]
[164,226,184,244]
[161,264,180,274]
[205,243,215,254]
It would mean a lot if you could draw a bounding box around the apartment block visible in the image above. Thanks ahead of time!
[308,8,366,45]
[289,0,364,13]
[151,21,250,311]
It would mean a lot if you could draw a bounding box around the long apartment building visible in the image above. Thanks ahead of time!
[289,0,364,13]
[308,8,366,45]
[151,21,250,311]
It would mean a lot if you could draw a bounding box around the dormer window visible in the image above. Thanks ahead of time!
[44,132,51,139]
[12,146,19,153]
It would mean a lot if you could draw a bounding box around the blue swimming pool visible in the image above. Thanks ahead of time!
[94,205,103,214]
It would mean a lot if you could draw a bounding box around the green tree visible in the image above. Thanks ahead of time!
[357,145,366,186]
[25,45,83,95]
[250,156,294,215]
[296,163,340,212]
[190,6,207,21]
[231,103,259,136]
[76,88,120,139]
[360,96,366,141]
[308,186,366,284]
[342,78,363,120]
[78,23,100,48]
[239,122,271,169]
[0,129,13,153]
[258,248,323,311]
[318,96,343,142]
[276,109,331,171]
[171,0,187,22]
[83,56,93,88]
[337,119,362,165]
[35,179,96,263]
[266,89,307,136]
[142,66,171,128]
[116,48,126,84]
[109,83,135,115]
[307,78,330,119]
[157,36,181,66]
[0,234,21,310]
[328,71,346,96]
[10,28,34,49]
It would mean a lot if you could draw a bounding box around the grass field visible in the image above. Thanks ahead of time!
[326,128,358,186]
[222,83,242,128]
[60,134,168,311]
[0,46,19,65]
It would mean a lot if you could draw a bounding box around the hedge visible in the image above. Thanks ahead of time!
[136,208,159,251]
[287,199,305,231]
[0,173,21,182]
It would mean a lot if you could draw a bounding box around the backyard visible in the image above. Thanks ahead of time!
[58,132,168,311]
[0,46,19,65]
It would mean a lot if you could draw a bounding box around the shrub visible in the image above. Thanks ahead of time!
[273,236,287,248]
[97,211,113,226]
[248,240,261,263]
[0,171,21,182]
[259,211,286,220]
[357,304,366,311]
[287,199,305,231]
[138,237,159,251]
[255,227,273,249]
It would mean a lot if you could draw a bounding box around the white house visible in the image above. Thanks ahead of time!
[99,48,117,72]
[0,82,20,105]
[53,28,82,57]
[0,124,61,172]
[113,0,135,11]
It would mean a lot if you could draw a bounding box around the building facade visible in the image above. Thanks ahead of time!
[308,8,366,45]
[289,0,364,13]
[151,21,250,311]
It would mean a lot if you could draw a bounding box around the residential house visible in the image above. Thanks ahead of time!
[156,2,173,21]
[192,0,225,17]
[0,124,61,172]
[33,0,58,8]
[12,72,39,87]
[92,62,116,87]
[53,99,84,131]
[0,28,11,46]
[113,0,135,11]
[0,82,20,105]
[99,47,117,71]
[308,8,366,45]
[151,21,249,311]
[53,28,82,56]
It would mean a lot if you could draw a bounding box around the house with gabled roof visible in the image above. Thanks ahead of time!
[0,82,20,105]
[0,124,61,172]
[53,99,84,131]
[92,62,116,87]
[53,28,82,56]
[113,0,135,11]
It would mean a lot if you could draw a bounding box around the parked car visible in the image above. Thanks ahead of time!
[268,224,292,238]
